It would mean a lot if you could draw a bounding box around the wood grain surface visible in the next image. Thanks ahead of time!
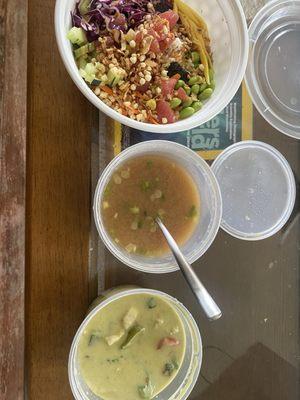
[26,0,98,399]
[0,1,27,399]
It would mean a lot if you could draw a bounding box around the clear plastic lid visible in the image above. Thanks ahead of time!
[245,0,300,139]
[211,141,296,240]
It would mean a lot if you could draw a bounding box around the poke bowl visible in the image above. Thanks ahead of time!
[55,0,248,133]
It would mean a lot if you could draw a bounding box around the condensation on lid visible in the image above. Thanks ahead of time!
[211,141,296,240]
[245,0,300,139]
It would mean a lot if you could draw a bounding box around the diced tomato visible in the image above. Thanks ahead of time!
[137,82,150,93]
[150,38,161,53]
[153,21,167,38]
[160,10,179,29]
[135,31,143,44]
[161,75,180,97]
[177,87,189,101]
[157,337,180,350]
[157,100,175,123]
[159,36,175,51]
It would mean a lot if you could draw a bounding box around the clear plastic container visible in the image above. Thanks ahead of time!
[55,0,248,133]
[245,0,300,139]
[211,141,296,240]
[93,141,222,273]
[69,287,202,400]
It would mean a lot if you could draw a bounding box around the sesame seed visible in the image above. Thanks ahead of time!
[94,87,101,96]
[156,87,162,94]
[139,78,146,85]
[140,54,146,61]
[161,70,168,77]
[129,40,136,48]
[162,118,168,124]
[130,84,137,90]
[145,74,152,82]
[140,62,146,68]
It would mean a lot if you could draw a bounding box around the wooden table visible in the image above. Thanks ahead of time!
[1,1,299,400]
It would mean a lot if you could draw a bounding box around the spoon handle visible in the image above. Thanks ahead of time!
[156,218,222,321]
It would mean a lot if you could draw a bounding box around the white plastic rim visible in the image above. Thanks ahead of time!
[69,288,202,400]
[211,140,296,240]
[55,0,248,133]
[93,141,222,273]
[245,0,300,139]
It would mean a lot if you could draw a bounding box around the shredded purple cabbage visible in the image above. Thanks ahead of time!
[72,0,154,42]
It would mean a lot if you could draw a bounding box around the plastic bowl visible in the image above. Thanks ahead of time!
[54,0,248,133]
[69,287,202,400]
[93,141,222,273]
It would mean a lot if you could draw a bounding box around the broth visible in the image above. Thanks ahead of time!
[101,155,200,256]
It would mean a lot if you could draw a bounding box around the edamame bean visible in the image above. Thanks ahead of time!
[175,79,185,90]
[188,76,201,86]
[170,98,182,109]
[199,88,213,101]
[209,80,215,90]
[192,101,203,111]
[191,84,200,94]
[199,83,207,92]
[179,107,195,119]
[191,51,200,65]
[182,98,193,108]
[183,85,191,95]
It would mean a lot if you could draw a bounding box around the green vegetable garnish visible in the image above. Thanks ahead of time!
[138,378,154,399]
[147,297,157,309]
[121,325,145,349]
[187,205,197,218]
[130,206,140,214]
[146,160,153,169]
[88,330,101,346]
[103,183,112,199]
[140,180,151,192]
[137,220,143,229]
[163,359,179,376]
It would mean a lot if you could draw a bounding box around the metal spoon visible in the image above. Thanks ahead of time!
[156,217,222,321]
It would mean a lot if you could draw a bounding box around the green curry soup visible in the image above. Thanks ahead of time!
[101,155,200,256]
[77,294,186,400]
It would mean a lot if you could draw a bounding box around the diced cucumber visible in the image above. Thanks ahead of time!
[74,42,95,59]
[85,62,97,76]
[77,55,88,69]
[107,67,126,87]
[67,27,87,46]
[79,62,101,85]
[91,78,101,86]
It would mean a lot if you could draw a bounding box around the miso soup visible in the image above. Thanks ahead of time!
[101,155,200,256]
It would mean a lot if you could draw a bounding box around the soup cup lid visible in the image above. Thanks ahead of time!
[245,0,300,139]
[211,141,296,240]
